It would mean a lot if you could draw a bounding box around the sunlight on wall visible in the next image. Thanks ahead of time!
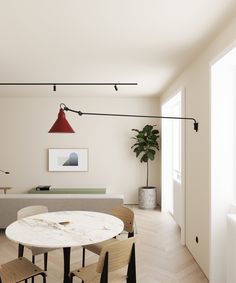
[161,91,182,218]
[210,45,236,283]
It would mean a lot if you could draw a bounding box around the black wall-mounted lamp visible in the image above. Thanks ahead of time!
[49,103,199,133]
[0,82,198,132]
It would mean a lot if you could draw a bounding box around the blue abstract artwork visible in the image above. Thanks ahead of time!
[63,152,78,166]
[48,148,88,171]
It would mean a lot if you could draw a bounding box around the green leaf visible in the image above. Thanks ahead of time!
[131,128,140,132]
[141,154,148,163]
[131,143,140,149]
[147,151,155,160]
[143,125,153,133]
[148,149,156,155]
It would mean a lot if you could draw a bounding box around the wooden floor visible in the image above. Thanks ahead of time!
[0,206,208,283]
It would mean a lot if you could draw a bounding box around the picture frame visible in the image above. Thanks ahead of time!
[48,148,88,172]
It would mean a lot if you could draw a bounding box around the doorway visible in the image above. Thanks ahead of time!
[161,89,186,245]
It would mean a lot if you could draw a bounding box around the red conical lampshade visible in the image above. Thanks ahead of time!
[49,109,75,133]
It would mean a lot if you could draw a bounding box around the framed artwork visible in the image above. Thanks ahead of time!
[48,148,88,172]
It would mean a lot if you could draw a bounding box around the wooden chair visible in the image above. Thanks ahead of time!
[17,206,56,272]
[82,206,134,267]
[71,237,136,283]
[0,257,46,283]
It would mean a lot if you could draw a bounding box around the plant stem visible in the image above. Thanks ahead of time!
[146,160,149,187]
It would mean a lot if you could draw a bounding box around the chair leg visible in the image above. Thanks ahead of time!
[18,244,24,257]
[81,248,86,283]
[82,247,85,267]
[70,273,74,283]
[100,252,108,283]
[128,231,134,238]
[44,253,48,271]
[31,256,35,283]
[41,273,46,283]
[127,243,136,283]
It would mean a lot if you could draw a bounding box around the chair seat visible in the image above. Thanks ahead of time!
[0,269,15,283]
[71,263,100,283]
[27,246,56,256]
[83,238,118,255]
[1,257,46,282]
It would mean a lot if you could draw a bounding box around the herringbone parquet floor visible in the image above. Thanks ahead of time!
[0,206,208,283]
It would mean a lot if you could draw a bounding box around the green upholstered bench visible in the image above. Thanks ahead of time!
[28,188,106,194]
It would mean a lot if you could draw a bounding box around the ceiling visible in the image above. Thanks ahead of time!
[0,0,236,97]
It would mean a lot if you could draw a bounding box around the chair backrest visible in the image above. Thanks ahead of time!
[112,206,134,233]
[96,237,135,273]
[17,205,48,220]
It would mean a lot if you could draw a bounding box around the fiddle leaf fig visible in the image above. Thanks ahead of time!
[131,124,160,187]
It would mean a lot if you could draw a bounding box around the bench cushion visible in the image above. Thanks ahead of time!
[28,188,106,194]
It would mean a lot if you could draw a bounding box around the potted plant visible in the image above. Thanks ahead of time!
[131,124,160,209]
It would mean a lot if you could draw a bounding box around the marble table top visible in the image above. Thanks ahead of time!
[6,211,124,248]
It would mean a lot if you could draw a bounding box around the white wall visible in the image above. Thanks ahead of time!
[0,96,161,204]
[160,16,236,278]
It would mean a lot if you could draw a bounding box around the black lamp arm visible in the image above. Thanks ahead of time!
[61,103,199,132]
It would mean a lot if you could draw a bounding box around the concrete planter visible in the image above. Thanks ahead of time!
[138,187,157,209]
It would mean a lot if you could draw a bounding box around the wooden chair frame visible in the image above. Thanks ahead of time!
[0,257,47,283]
[71,239,136,283]
[17,205,55,283]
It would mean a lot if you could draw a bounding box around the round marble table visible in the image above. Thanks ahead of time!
[6,211,124,283]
